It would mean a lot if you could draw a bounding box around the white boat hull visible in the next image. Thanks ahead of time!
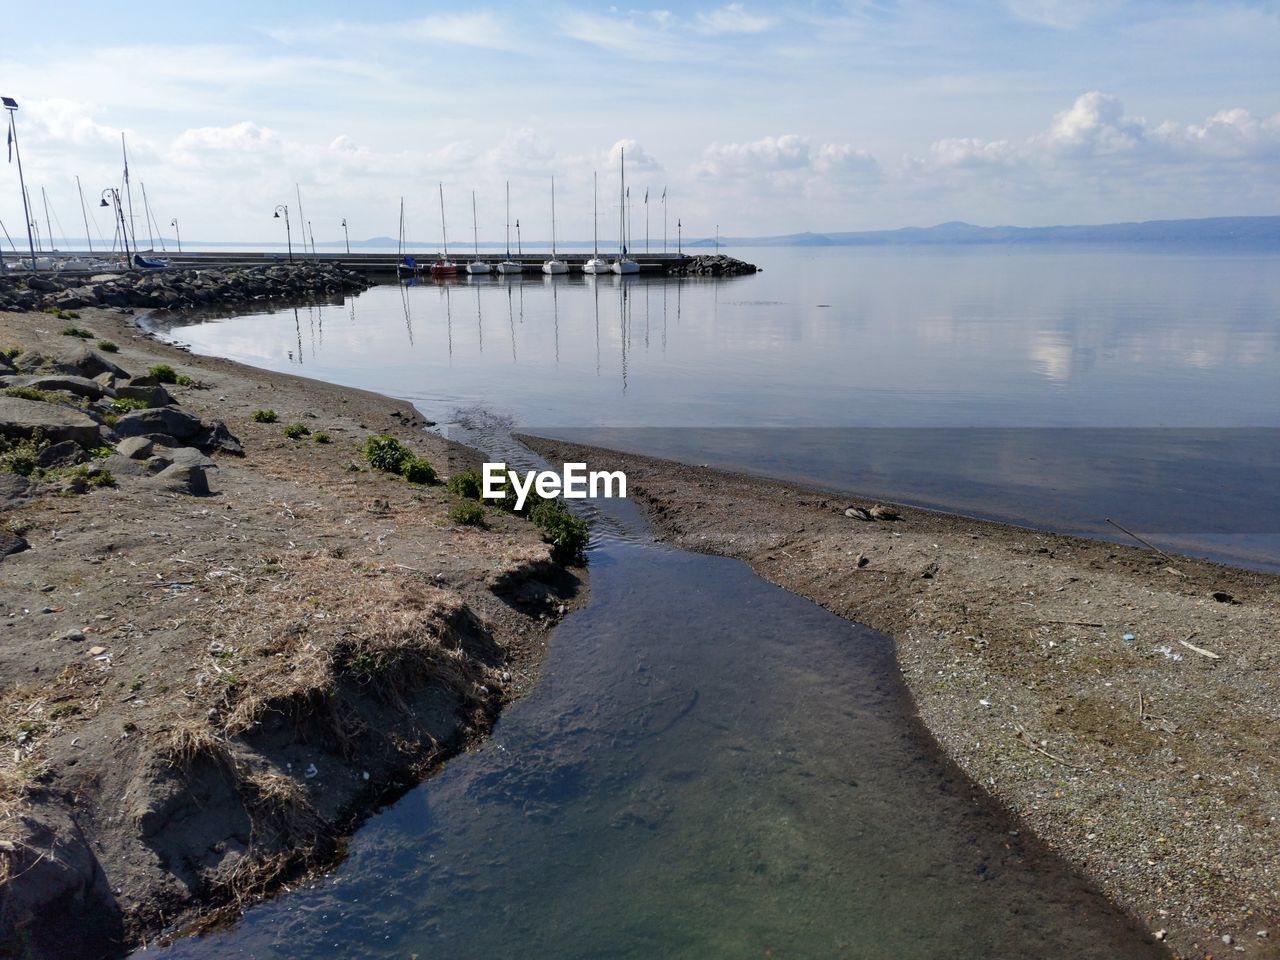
[542,259,568,275]
[611,259,640,274]
[466,261,491,274]
[582,257,609,274]
[497,260,523,274]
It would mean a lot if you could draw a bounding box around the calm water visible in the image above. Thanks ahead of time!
[151,246,1280,567]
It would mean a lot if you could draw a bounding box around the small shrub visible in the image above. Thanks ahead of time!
[103,413,119,427]
[402,456,437,485]
[283,423,310,440]
[0,432,50,477]
[2,386,56,403]
[2,346,21,360]
[96,340,119,353]
[174,373,194,386]
[110,396,149,413]
[313,432,332,444]
[530,498,590,564]
[448,468,484,500]
[362,433,412,474]
[60,326,94,339]
[449,502,486,527]
[251,409,279,423]
[148,363,179,384]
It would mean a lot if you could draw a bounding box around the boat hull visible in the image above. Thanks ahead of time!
[542,260,568,275]
[466,261,491,274]
[610,259,640,274]
[582,258,609,274]
[497,261,523,274]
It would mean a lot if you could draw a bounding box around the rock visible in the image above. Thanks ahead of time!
[145,463,212,496]
[0,396,103,447]
[111,406,204,441]
[1210,590,1238,604]
[195,419,243,455]
[1,527,29,559]
[0,472,32,506]
[98,454,153,478]
[114,383,171,407]
[115,436,155,459]
[1223,934,1234,945]
[87,645,106,656]
[93,372,116,388]
[165,446,216,470]
[10,374,114,401]
[25,275,61,292]
[62,629,85,643]
[35,440,86,469]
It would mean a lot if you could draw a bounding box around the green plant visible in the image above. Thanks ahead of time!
[148,363,179,384]
[362,433,412,474]
[2,386,56,403]
[49,704,81,721]
[448,468,484,500]
[402,456,437,485]
[0,432,50,477]
[96,340,119,353]
[449,502,486,527]
[3,346,21,360]
[59,326,93,339]
[530,498,590,564]
[283,423,311,440]
[103,413,119,427]
[251,409,279,423]
[110,396,149,413]
[313,432,332,444]
[174,373,194,386]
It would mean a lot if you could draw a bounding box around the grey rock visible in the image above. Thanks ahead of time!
[35,440,85,469]
[1,527,29,559]
[11,374,115,401]
[165,446,216,470]
[26,275,60,292]
[0,396,102,447]
[111,406,204,441]
[0,472,32,505]
[115,383,171,407]
[195,419,243,456]
[115,436,154,459]
[145,463,212,496]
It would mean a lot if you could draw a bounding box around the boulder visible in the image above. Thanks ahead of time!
[0,471,32,506]
[194,419,243,455]
[110,406,204,441]
[11,374,115,401]
[0,397,102,448]
[115,384,171,407]
[0,525,28,558]
[165,446,216,470]
[25,275,60,292]
[145,463,211,496]
[115,436,154,460]
[35,440,85,469]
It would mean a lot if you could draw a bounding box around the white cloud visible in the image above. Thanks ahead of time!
[695,134,877,182]
[696,3,775,35]
[265,14,534,54]
[1004,0,1118,30]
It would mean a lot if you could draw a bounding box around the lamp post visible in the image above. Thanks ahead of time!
[100,188,132,267]
[170,217,181,253]
[307,220,315,256]
[273,204,292,262]
[677,218,682,257]
[341,217,350,255]
[3,96,40,273]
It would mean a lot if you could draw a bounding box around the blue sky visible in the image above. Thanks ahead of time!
[2,1,1278,243]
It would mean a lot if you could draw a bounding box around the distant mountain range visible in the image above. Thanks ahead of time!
[684,216,1280,248]
[29,216,1280,252]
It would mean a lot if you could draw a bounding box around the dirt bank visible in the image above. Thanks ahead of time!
[0,305,585,959]
[525,437,1279,960]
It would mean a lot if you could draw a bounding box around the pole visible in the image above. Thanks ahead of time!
[76,176,93,254]
[308,220,314,255]
[140,181,157,250]
[516,219,521,255]
[7,106,38,268]
[275,205,292,262]
[40,187,54,251]
[171,218,181,253]
[342,218,350,255]
[662,188,667,254]
[121,133,137,250]
[715,225,719,254]
[677,219,682,256]
[645,190,649,254]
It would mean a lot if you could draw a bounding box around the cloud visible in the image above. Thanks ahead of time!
[696,3,775,35]
[1003,0,1117,30]
[695,134,877,182]
[265,14,534,54]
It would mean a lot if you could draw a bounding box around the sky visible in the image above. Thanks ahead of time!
[1,0,1278,245]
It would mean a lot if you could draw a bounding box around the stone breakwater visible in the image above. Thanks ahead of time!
[0,262,371,313]
[665,255,759,277]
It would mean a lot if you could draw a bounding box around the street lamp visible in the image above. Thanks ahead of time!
[170,217,181,253]
[273,204,292,262]
[677,218,682,256]
[100,188,132,266]
[3,96,40,273]
[341,217,350,255]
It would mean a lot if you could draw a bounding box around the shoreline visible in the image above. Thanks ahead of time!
[0,302,586,958]
[524,436,1280,960]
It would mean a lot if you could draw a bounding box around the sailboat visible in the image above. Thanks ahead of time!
[498,181,522,274]
[466,191,490,274]
[430,183,458,278]
[611,148,639,274]
[396,197,417,279]
[541,176,568,275]
[582,171,608,274]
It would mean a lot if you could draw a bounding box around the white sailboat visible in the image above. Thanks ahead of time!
[582,170,608,274]
[498,181,522,274]
[611,148,639,275]
[466,190,490,274]
[542,176,568,275]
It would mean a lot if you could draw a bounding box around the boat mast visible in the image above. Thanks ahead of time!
[550,176,557,257]
[40,187,53,251]
[121,133,137,250]
[619,148,627,257]
[438,183,449,259]
[398,197,404,260]
[593,171,600,258]
[505,181,511,258]
[76,176,93,254]
[472,190,480,258]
